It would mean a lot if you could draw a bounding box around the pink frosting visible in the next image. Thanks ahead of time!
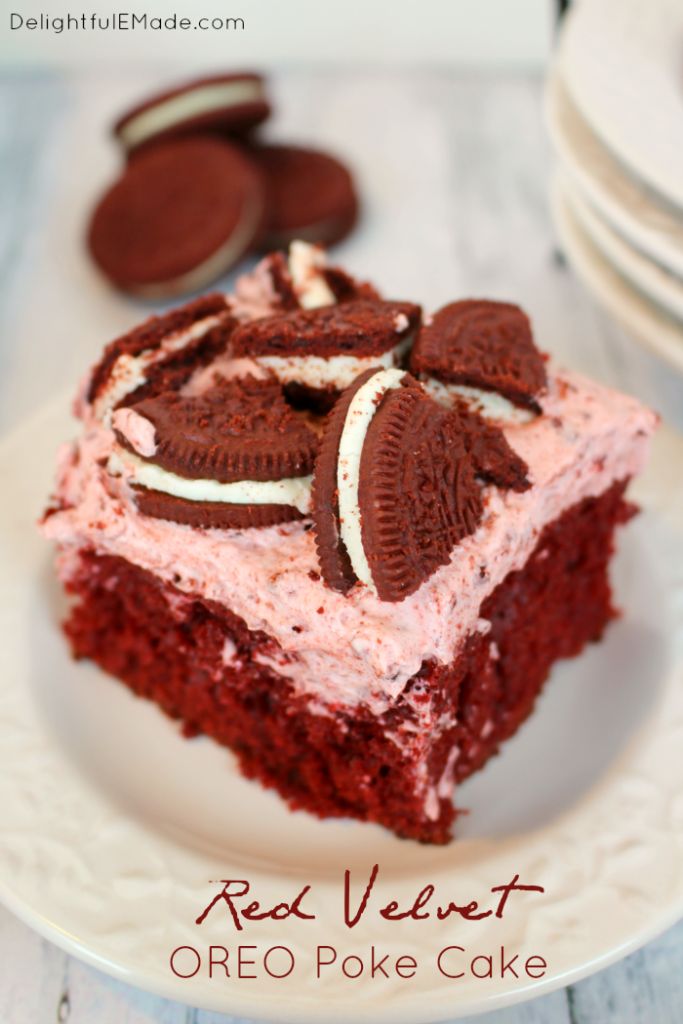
[230,255,281,321]
[111,408,157,456]
[42,368,657,712]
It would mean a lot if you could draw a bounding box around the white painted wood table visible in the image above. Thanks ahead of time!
[1,68,682,1024]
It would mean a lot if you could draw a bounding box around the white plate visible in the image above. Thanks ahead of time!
[1,399,683,1022]
[552,176,683,376]
[559,0,683,211]
[561,176,683,325]
[545,69,683,282]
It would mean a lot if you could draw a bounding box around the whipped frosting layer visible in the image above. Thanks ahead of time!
[112,407,158,456]
[43,368,656,712]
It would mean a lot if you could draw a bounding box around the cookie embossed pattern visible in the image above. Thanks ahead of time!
[40,241,658,846]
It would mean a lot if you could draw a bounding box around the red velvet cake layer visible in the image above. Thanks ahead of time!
[62,480,632,843]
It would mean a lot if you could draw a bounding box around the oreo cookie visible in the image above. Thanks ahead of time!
[88,137,265,298]
[87,293,235,423]
[113,73,271,154]
[249,144,358,250]
[311,367,531,602]
[410,299,548,416]
[231,298,421,412]
[110,377,318,530]
[310,369,475,601]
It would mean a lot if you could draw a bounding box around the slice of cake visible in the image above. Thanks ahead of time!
[41,243,658,844]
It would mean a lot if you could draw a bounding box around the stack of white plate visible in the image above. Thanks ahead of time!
[547,0,683,372]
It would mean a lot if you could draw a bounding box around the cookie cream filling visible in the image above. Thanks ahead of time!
[108,448,313,514]
[92,314,224,425]
[422,378,536,424]
[257,335,413,391]
[118,80,266,150]
[288,240,336,309]
[337,368,407,592]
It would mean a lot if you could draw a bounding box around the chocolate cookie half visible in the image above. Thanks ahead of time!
[87,293,236,424]
[113,72,271,154]
[231,298,421,412]
[311,367,530,602]
[109,377,318,529]
[410,299,548,419]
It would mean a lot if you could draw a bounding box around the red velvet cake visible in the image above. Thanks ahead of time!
[41,241,657,844]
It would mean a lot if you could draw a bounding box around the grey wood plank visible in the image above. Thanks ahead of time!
[0,72,70,430]
[566,918,683,1024]
[460,987,571,1023]
[0,902,68,1024]
[0,73,69,312]
[65,958,190,1024]
[194,1011,271,1024]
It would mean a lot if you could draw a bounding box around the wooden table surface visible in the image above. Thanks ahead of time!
[1,68,682,1024]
